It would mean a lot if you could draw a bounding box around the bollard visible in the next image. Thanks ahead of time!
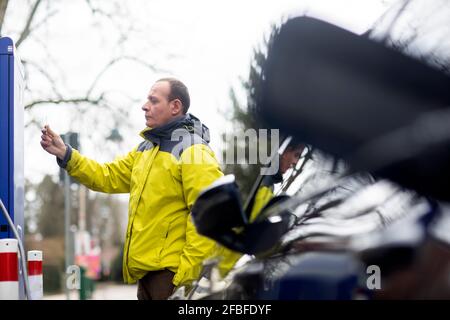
[0,239,19,300]
[27,251,43,300]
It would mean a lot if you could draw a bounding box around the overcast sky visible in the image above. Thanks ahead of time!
[5,0,395,185]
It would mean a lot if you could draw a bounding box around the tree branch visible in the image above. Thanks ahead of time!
[84,0,115,20]
[24,95,105,110]
[16,0,42,48]
[30,8,58,33]
[86,55,162,97]
[29,34,67,80]
[380,0,412,45]
[22,59,64,99]
[0,0,9,35]
[25,118,44,129]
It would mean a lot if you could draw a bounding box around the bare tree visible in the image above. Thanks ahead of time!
[1,0,167,145]
[368,0,450,74]
[0,0,9,35]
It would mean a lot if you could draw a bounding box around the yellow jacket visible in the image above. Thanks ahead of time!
[58,114,223,286]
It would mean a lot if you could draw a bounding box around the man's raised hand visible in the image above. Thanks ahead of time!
[40,125,67,160]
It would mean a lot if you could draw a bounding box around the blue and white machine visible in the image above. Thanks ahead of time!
[0,37,24,242]
[0,37,26,300]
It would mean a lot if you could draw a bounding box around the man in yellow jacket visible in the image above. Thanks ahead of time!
[40,78,223,299]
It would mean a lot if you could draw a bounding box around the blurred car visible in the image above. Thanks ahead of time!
[171,2,450,300]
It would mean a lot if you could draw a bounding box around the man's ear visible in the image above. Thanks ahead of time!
[171,99,183,115]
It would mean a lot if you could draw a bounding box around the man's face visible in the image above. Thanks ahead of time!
[280,146,304,174]
[142,81,179,128]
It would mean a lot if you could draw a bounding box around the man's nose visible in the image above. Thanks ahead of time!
[142,102,149,111]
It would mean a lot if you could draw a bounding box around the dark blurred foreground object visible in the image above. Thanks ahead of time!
[257,16,450,201]
[191,175,294,255]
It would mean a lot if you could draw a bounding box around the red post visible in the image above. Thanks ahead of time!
[28,250,43,300]
[0,239,19,300]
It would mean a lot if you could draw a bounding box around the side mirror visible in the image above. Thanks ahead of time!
[192,176,294,255]
[191,175,247,239]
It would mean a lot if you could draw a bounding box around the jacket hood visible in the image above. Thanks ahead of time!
[140,113,211,144]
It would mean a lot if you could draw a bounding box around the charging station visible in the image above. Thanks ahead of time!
[0,36,24,241]
[0,35,27,298]
[0,37,25,299]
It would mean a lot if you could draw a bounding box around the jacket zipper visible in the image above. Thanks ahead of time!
[125,145,159,275]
